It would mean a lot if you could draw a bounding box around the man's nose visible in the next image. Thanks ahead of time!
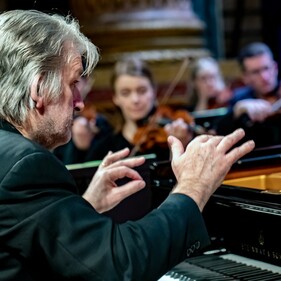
[74,100,85,112]
[259,70,270,82]
[131,92,140,102]
[73,88,85,112]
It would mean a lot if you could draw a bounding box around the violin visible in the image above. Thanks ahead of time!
[131,58,210,156]
[130,58,206,156]
[131,105,204,155]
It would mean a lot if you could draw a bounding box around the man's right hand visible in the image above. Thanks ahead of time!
[83,148,146,213]
[168,129,255,211]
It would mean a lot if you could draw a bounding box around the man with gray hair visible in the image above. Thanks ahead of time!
[0,10,254,281]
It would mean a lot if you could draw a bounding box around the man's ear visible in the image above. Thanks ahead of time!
[30,76,44,110]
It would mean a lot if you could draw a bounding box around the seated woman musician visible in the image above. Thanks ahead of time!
[188,56,233,112]
[87,58,194,161]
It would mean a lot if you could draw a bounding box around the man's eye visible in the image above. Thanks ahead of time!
[138,87,147,94]
[71,81,79,90]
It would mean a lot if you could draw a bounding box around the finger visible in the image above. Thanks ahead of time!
[164,123,171,131]
[102,147,130,167]
[113,180,146,203]
[192,134,212,143]
[205,135,224,147]
[167,119,187,130]
[168,118,182,127]
[216,128,246,152]
[170,123,188,134]
[168,135,184,160]
[106,166,144,182]
[109,156,146,169]
[107,147,130,162]
[226,139,255,164]
[100,151,113,168]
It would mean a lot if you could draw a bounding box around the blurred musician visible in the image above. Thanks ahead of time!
[188,56,233,111]
[215,42,281,148]
[88,58,194,160]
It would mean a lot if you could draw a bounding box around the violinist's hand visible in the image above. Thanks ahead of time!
[164,118,193,148]
[168,129,255,212]
[82,148,146,213]
[234,99,272,122]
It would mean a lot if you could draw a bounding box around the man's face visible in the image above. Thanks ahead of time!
[243,54,278,96]
[34,51,84,150]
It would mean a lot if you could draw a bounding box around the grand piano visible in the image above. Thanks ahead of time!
[68,144,281,280]
[153,145,281,280]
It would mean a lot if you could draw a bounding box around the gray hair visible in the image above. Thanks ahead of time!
[0,10,99,125]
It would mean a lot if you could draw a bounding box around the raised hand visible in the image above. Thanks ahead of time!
[83,148,146,213]
[168,129,255,211]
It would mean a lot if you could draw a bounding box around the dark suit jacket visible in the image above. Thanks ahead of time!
[0,120,210,281]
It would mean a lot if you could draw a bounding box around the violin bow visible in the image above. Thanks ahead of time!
[160,58,190,105]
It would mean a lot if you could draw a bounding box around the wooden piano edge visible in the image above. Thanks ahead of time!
[225,164,281,180]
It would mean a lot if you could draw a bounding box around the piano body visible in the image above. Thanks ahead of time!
[68,145,281,280]
[152,145,281,280]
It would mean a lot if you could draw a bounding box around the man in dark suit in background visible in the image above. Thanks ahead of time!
[215,42,281,148]
[0,9,254,281]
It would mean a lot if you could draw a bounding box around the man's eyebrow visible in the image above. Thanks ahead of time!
[75,67,83,77]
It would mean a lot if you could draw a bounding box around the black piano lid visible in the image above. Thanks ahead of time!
[191,107,228,130]
[149,145,281,181]
[231,144,281,169]
[217,145,281,209]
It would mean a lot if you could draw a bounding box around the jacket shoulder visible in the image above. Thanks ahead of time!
[0,130,76,192]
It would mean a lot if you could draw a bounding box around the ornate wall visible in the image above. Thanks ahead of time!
[70,0,208,64]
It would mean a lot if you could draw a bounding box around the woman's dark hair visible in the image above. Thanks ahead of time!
[110,58,155,89]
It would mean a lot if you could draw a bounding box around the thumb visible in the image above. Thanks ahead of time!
[167,135,184,160]
[114,180,146,202]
